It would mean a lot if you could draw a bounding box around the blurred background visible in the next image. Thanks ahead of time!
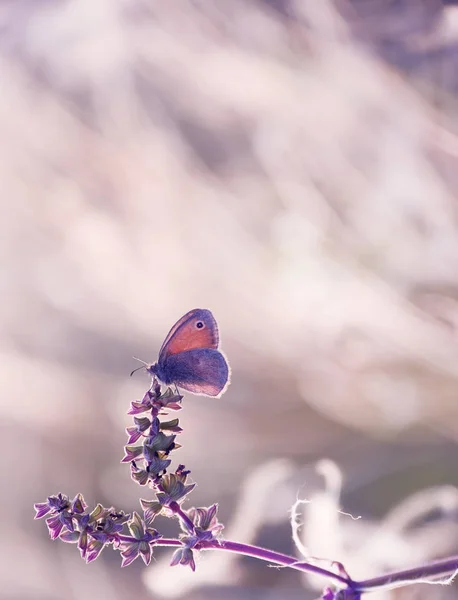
[2,0,458,599]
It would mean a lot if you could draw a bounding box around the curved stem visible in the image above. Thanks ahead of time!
[149,537,350,585]
[202,540,352,586]
[152,538,458,593]
[352,555,458,593]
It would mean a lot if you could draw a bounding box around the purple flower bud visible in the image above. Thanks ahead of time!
[170,546,196,571]
[127,402,150,415]
[157,388,183,410]
[125,426,143,444]
[34,502,52,519]
[176,465,191,479]
[140,499,162,523]
[90,504,110,521]
[86,539,105,563]
[144,432,176,453]
[127,390,155,415]
[126,417,152,443]
[161,473,196,502]
[188,504,223,535]
[46,514,66,540]
[120,541,140,567]
[139,541,152,565]
[61,511,75,532]
[144,454,171,476]
[78,530,89,558]
[47,494,70,512]
[109,510,130,525]
[128,512,145,540]
[71,494,87,514]
[119,514,158,567]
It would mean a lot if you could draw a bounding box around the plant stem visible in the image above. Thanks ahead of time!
[203,540,352,586]
[170,503,195,533]
[352,555,458,593]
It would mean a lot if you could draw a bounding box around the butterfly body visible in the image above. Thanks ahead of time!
[147,309,230,397]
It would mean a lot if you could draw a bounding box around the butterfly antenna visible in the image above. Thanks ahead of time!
[130,356,149,377]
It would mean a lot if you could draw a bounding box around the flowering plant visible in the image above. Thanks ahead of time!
[35,378,458,599]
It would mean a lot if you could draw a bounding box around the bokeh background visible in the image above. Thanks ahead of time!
[2,0,458,599]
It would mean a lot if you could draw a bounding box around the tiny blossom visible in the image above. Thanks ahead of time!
[187,504,224,538]
[140,498,163,523]
[52,501,131,562]
[46,513,71,539]
[34,502,53,520]
[143,431,176,455]
[121,445,144,463]
[86,539,105,563]
[322,588,335,600]
[34,493,70,520]
[170,545,196,572]
[156,389,183,411]
[34,494,81,540]
[159,472,196,504]
[126,416,151,444]
[119,512,159,567]
[144,454,172,476]
[71,494,87,514]
[128,390,156,416]
[34,373,458,595]
[131,463,150,486]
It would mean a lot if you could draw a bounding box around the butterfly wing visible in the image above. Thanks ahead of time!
[158,308,219,361]
[159,348,230,397]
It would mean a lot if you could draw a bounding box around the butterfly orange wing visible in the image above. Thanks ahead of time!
[158,308,219,360]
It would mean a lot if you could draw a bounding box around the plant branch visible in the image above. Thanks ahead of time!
[202,540,352,586]
[352,555,458,593]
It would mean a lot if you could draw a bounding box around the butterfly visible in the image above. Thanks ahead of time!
[133,309,230,397]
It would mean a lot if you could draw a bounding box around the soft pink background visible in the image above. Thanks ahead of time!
[2,2,458,599]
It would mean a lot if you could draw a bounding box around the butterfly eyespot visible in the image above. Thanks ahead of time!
[195,321,204,329]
